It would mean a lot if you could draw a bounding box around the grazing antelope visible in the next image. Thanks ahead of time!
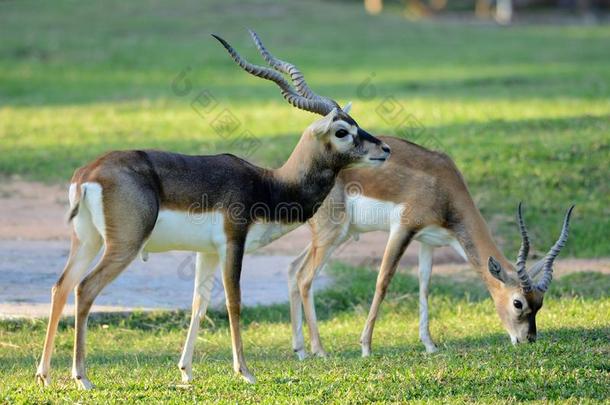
[35,31,390,388]
[285,136,574,359]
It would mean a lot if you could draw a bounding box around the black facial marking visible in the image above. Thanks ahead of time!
[356,127,381,145]
[527,313,537,342]
[333,111,381,146]
[334,112,358,127]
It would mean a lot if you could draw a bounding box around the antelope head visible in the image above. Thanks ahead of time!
[488,203,575,344]
[212,30,390,169]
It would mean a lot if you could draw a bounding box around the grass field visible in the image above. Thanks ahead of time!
[1,265,609,402]
[0,0,609,256]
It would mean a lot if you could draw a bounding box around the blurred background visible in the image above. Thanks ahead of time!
[0,0,608,259]
[364,0,609,23]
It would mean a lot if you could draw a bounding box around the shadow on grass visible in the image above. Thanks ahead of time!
[2,264,608,333]
[5,67,609,109]
[11,112,608,183]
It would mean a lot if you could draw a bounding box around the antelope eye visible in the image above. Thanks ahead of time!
[335,129,349,138]
[513,299,523,309]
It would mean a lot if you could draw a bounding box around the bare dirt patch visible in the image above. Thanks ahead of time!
[1,179,608,318]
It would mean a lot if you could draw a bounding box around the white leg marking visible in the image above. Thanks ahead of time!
[178,252,219,383]
[288,247,309,360]
[299,235,347,358]
[360,223,406,357]
[418,243,438,353]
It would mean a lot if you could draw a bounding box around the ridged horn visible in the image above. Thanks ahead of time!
[248,29,340,111]
[516,202,533,292]
[528,259,545,280]
[536,205,575,292]
[212,34,334,116]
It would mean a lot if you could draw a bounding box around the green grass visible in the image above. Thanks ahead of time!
[1,264,609,403]
[0,0,609,256]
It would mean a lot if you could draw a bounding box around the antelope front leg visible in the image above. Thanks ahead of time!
[299,270,326,358]
[178,252,219,383]
[418,243,438,353]
[360,227,414,357]
[298,246,337,357]
[221,238,255,383]
[288,246,310,360]
[297,234,347,358]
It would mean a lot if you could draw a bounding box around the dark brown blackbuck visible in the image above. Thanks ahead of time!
[35,31,390,389]
[285,133,574,359]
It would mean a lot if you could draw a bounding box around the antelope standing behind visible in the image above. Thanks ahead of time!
[286,137,573,358]
[35,31,390,388]
[241,34,573,357]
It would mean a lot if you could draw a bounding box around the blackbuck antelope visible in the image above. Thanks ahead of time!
[35,31,390,388]
[286,136,574,359]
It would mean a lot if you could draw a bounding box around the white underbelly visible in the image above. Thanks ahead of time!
[345,195,467,260]
[348,196,459,248]
[415,226,468,260]
[245,221,300,253]
[143,209,300,254]
[144,210,226,253]
[347,195,405,233]
[414,225,456,247]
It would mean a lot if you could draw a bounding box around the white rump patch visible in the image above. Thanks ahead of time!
[70,182,105,243]
[82,182,106,239]
[68,183,78,208]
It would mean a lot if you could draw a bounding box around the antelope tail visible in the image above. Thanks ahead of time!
[67,184,87,223]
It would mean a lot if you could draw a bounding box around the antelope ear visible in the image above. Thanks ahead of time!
[342,101,352,114]
[488,256,508,283]
[310,107,337,137]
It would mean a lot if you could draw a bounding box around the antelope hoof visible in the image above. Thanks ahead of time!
[294,348,308,361]
[238,369,256,384]
[180,366,193,383]
[74,376,94,390]
[35,372,50,387]
[312,349,328,358]
[425,344,439,354]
